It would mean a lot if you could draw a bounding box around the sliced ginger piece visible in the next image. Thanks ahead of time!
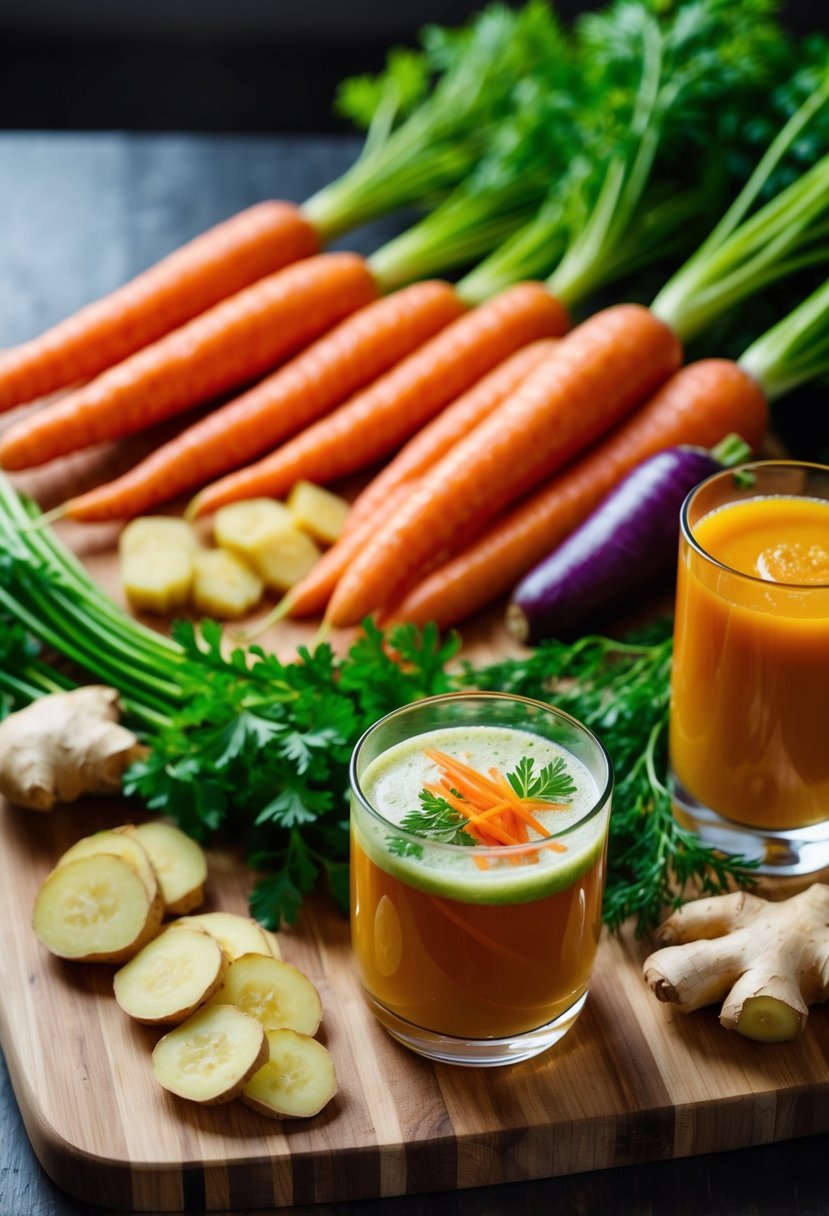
[242,1028,337,1119]
[643,884,829,1041]
[190,547,264,619]
[166,911,277,961]
[0,686,144,811]
[121,550,194,615]
[119,515,199,614]
[152,1003,267,1104]
[287,481,350,546]
[210,953,322,1035]
[125,820,207,915]
[57,827,164,932]
[214,497,321,592]
[119,516,199,557]
[33,853,156,963]
[114,926,226,1024]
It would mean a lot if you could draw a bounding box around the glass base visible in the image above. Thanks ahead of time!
[362,990,588,1067]
[671,775,829,876]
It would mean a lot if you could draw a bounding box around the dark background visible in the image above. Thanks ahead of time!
[0,0,825,134]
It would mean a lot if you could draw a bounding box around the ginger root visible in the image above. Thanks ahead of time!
[643,885,829,1041]
[0,686,145,811]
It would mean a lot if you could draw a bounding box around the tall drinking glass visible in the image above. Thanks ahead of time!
[349,692,612,1067]
[670,460,829,873]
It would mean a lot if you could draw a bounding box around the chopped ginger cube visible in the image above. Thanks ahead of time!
[214,498,320,592]
[119,515,198,614]
[119,516,199,556]
[287,481,350,546]
[121,548,194,615]
[191,548,263,620]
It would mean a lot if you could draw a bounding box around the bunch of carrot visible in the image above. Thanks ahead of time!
[0,0,779,498]
[0,2,564,443]
[263,70,829,633]
[2,3,828,639]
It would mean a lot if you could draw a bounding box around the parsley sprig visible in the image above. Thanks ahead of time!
[507,755,576,803]
[395,789,477,853]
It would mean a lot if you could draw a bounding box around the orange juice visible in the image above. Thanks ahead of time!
[671,491,829,831]
[349,698,611,1063]
[350,834,605,1039]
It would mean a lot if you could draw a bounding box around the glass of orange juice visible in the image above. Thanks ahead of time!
[349,692,612,1066]
[670,460,829,873]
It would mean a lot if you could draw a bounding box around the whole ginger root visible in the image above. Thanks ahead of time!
[0,686,145,811]
[643,885,829,1042]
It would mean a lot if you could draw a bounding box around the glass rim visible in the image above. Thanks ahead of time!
[680,458,829,591]
[349,690,613,858]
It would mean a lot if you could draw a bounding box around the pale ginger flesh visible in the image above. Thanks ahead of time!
[0,687,145,811]
[643,885,829,1041]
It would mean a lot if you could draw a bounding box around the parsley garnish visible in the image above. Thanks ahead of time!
[398,788,477,848]
[506,755,576,803]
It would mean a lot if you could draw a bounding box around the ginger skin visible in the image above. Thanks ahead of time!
[643,885,829,1042]
[0,686,145,811]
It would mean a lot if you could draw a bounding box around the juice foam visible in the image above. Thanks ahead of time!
[354,724,606,905]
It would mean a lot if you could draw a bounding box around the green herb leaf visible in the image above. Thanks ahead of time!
[506,755,576,802]
[398,789,477,847]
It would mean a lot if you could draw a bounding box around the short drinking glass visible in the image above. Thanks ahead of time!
[670,460,829,874]
[349,692,612,1067]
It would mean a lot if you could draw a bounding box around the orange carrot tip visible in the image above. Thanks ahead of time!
[311,616,333,652]
[21,503,67,530]
[183,494,203,523]
[233,591,296,644]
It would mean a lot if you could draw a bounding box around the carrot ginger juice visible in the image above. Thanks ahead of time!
[349,694,612,1066]
[671,469,829,835]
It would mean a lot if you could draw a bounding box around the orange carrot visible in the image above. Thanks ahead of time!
[59,281,464,521]
[282,338,558,619]
[385,357,769,629]
[325,303,683,629]
[0,253,376,471]
[0,201,318,414]
[341,338,559,536]
[189,282,570,516]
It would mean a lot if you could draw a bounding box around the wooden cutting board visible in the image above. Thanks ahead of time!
[4,797,829,1214]
[3,522,829,1213]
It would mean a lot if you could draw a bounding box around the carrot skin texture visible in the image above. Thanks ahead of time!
[385,358,768,629]
[343,337,558,536]
[284,338,559,618]
[326,303,683,628]
[190,282,570,516]
[0,253,377,471]
[0,202,319,414]
[61,282,465,521]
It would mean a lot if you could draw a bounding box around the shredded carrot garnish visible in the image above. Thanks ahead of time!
[423,747,569,855]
